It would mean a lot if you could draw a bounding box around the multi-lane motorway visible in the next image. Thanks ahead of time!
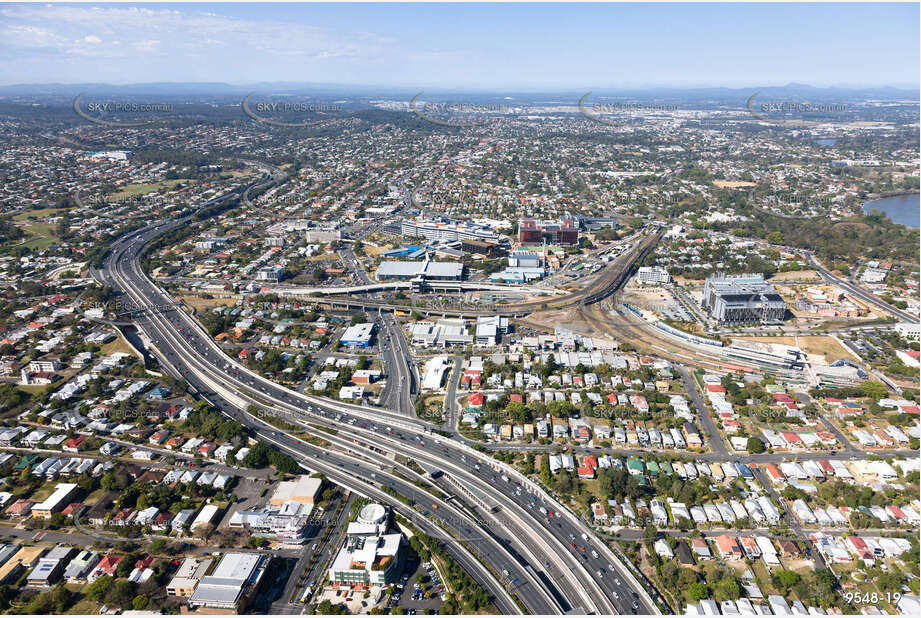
[338,242,418,415]
[92,184,660,615]
[377,312,418,415]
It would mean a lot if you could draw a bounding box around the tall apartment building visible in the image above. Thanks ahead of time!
[702,274,786,324]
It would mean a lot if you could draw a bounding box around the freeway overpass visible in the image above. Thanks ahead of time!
[263,280,567,297]
[92,183,661,615]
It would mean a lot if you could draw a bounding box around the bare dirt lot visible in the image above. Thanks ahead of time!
[768,270,821,282]
[713,180,756,189]
[731,335,852,363]
[523,307,596,337]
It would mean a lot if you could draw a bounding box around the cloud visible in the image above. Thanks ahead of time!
[0,4,415,83]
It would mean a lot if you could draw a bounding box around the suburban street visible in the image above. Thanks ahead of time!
[92,192,654,615]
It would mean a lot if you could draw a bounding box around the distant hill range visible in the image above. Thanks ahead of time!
[0,81,917,105]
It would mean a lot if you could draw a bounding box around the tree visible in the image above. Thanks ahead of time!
[776,569,801,592]
[678,568,699,588]
[539,455,551,485]
[713,578,741,602]
[86,575,114,602]
[117,552,141,578]
[688,582,709,601]
[105,579,137,607]
[315,599,346,615]
[100,471,118,491]
[132,595,149,610]
[746,436,765,454]
[506,400,531,423]
[858,381,887,401]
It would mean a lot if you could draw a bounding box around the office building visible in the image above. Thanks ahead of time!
[255,266,284,282]
[475,315,509,346]
[896,322,921,341]
[518,218,579,245]
[166,557,211,597]
[702,274,786,324]
[401,217,499,243]
[328,504,404,590]
[461,238,501,256]
[635,266,671,285]
[30,483,79,519]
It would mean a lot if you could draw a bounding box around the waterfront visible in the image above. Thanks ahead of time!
[863,193,920,228]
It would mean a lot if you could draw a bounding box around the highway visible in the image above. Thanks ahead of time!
[92,186,661,615]
[339,242,417,415]
[95,214,545,615]
[377,312,418,415]
[805,252,917,324]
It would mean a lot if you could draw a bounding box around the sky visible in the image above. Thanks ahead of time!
[0,2,918,89]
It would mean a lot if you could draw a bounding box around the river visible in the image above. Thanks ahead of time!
[863,194,919,228]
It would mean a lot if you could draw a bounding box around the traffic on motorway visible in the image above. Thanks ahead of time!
[95,184,658,615]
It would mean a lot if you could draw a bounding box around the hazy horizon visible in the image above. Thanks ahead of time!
[0,2,918,89]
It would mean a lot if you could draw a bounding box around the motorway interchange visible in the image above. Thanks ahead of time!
[92,181,660,616]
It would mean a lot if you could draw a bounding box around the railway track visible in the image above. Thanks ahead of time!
[587,300,823,381]
[576,300,726,370]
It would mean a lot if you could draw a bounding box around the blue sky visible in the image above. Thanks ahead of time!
[0,2,917,88]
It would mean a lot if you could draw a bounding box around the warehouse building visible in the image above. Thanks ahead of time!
[30,483,79,519]
[340,322,376,347]
[508,251,542,268]
[375,260,464,282]
[410,319,473,348]
[26,546,74,587]
[269,475,323,507]
[702,273,786,324]
[188,552,267,611]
